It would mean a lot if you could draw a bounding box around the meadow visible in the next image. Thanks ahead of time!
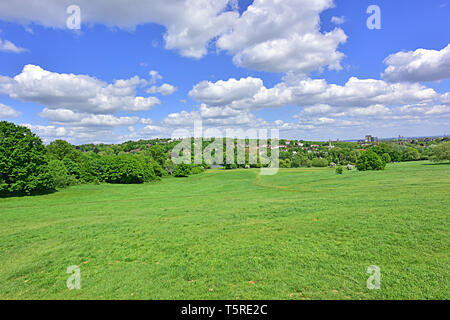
[0,161,449,299]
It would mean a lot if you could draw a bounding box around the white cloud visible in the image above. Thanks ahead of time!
[149,70,163,84]
[189,77,264,106]
[146,83,177,96]
[189,75,438,111]
[38,108,139,127]
[0,38,27,53]
[331,16,345,25]
[0,0,238,59]
[0,103,21,118]
[0,65,160,114]
[382,44,450,82]
[0,1,347,74]
[216,0,347,73]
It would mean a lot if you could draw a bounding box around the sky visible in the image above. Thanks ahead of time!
[0,0,449,144]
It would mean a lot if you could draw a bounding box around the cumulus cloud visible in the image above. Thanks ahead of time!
[189,77,264,106]
[0,0,238,59]
[382,44,450,82]
[331,16,345,25]
[38,108,139,127]
[189,75,438,110]
[0,65,160,114]
[0,1,347,74]
[146,83,177,96]
[0,38,27,53]
[0,103,21,118]
[216,0,347,73]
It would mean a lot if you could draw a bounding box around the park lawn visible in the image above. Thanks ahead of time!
[0,161,449,299]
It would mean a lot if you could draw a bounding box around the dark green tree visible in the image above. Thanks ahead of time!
[0,121,53,195]
[356,150,386,171]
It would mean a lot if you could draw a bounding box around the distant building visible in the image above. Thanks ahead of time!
[365,135,378,144]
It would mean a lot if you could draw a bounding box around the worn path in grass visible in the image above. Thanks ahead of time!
[0,161,449,299]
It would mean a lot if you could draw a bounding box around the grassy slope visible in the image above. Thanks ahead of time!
[0,161,448,299]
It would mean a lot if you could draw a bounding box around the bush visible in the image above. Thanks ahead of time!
[381,153,391,164]
[174,163,192,177]
[191,166,205,175]
[356,150,386,171]
[0,121,54,195]
[336,166,343,174]
[311,158,328,167]
[280,159,291,168]
[102,154,156,184]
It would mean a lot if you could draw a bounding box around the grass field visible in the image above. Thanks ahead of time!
[0,161,449,299]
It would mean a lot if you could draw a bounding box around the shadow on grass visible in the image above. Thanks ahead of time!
[0,188,57,199]
[421,162,450,166]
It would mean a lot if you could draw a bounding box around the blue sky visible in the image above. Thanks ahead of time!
[0,0,449,143]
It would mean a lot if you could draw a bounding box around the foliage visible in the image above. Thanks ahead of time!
[402,147,420,161]
[430,142,450,162]
[46,140,80,162]
[191,166,205,175]
[311,158,328,167]
[279,158,291,168]
[335,166,343,174]
[48,159,78,188]
[356,150,386,171]
[102,154,156,184]
[174,163,192,177]
[381,153,391,164]
[0,121,54,195]
[164,159,176,176]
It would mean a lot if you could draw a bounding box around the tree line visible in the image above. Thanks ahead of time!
[1,121,449,196]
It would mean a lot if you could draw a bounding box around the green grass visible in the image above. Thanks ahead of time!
[0,161,449,299]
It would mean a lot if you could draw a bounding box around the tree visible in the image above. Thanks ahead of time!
[356,150,386,171]
[402,147,420,161]
[48,159,78,188]
[430,142,450,162]
[164,159,176,175]
[311,158,328,167]
[46,140,80,162]
[148,144,167,166]
[381,153,391,164]
[0,121,53,195]
[102,154,156,184]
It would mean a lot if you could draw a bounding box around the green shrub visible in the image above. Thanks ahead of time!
[280,159,291,168]
[381,153,391,164]
[102,154,156,184]
[174,163,192,177]
[311,158,328,167]
[356,150,386,171]
[336,166,343,174]
[191,166,205,175]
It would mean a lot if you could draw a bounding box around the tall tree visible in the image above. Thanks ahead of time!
[0,121,53,195]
